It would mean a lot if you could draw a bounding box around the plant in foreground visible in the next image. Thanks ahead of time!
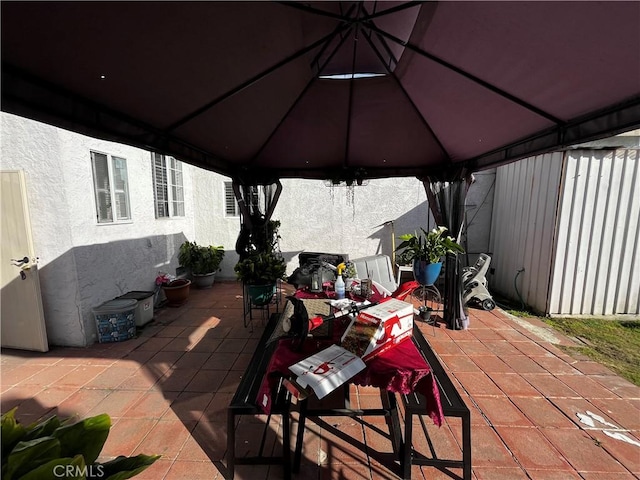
[1,407,160,479]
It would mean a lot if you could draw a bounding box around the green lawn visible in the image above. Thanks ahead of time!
[542,317,640,386]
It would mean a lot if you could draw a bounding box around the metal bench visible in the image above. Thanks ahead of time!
[227,313,291,480]
[399,324,472,480]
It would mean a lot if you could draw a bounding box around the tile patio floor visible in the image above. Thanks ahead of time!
[1,281,639,479]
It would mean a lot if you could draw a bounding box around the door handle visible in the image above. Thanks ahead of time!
[10,256,29,266]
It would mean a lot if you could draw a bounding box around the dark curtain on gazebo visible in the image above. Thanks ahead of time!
[422,174,473,330]
[233,179,282,260]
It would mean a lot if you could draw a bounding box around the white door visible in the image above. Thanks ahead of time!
[1,171,48,352]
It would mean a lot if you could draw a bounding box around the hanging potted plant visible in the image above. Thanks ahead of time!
[178,241,225,289]
[395,226,464,286]
[234,252,287,305]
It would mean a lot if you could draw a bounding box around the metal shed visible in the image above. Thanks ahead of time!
[489,136,640,316]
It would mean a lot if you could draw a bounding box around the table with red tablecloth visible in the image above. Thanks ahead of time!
[256,289,444,427]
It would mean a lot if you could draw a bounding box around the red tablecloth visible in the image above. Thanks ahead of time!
[257,301,444,427]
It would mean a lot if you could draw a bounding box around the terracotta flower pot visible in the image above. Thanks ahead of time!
[162,279,191,307]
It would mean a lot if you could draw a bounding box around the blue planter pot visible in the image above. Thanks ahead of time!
[247,283,276,306]
[413,261,442,286]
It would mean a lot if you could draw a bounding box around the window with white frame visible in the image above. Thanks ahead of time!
[224,182,262,217]
[152,153,185,218]
[91,151,131,223]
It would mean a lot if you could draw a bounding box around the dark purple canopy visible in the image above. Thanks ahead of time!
[2,1,639,181]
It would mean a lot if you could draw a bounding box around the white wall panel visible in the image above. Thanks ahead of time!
[490,153,563,313]
[550,149,639,315]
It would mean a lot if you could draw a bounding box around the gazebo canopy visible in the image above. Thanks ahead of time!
[2,1,639,182]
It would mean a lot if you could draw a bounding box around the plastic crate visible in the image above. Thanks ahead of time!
[116,290,154,326]
[93,299,137,343]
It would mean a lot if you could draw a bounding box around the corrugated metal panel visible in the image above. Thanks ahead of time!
[490,153,563,313]
[549,149,640,315]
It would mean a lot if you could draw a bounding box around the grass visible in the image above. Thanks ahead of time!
[542,317,640,386]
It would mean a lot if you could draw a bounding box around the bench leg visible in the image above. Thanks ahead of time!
[293,397,308,473]
[402,410,413,480]
[227,410,236,480]
[462,411,472,480]
[282,404,291,480]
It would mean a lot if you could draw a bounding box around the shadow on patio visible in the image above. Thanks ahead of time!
[1,281,639,479]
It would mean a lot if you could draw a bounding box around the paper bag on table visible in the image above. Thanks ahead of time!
[288,344,366,399]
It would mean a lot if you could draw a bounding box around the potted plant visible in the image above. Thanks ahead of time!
[178,240,225,289]
[2,407,159,479]
[156,272,191,307]
[395,226,464,286]
[234,252,287,305]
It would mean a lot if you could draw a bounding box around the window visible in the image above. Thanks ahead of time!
[224,182,239,216]
[224,182,262,217]
[152,153,184,218]
[91,151,131,223]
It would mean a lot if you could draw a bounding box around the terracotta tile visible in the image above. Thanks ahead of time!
[550,397,621,430]
[511,341,553,357]
[115,349,156,367]
[124,390,176,419]
[216,338,249,354]
[173,352,211,370]
[133,419,192,460]
[164,459,223,479]
[200,352,239,370]
[131,458,173,480]
[453,424,519,468]
[101,417,158,456]
[157,368,199,392]
[579,472,639,480]
[427,339,465,355]
[509,397,577,429]
[186,419,227,462]
[203,392,233,423]
[521,374,580,398]
[591,429,640,474]
[468,328,506,341]
[496,426,572,470]
[455,341,494,356]
[489,373,541,397]
[183,369,227,393]
[588,397,640,430]
[319,421,368,465]
[57,388,113,418]
[590,374,640,399]
[481,341,523,356]
[84,365,139,389]
[156,326,187,337]
[468,355,515,374]
[88,389,147,418]
[527,354,580,375]
[1,384,44,412]
[452,371,505,397]
[525,469,583,480]
[188,337,223,354]
[495,329,531,342]
[472,396,534,427]
[160,337,197,352]
[54,365,107,387]
[117,368,160,390]
[499,355,547,374]
[473,467,529,479]
[136,336,174,351]
[439,355,482,372]
[541,428,628,473]
[556,374,618,399]
[16,364,71,386]
[571,361,617,375]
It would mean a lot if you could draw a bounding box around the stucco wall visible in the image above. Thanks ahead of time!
[2,113,497,346]
[1,113,196,346]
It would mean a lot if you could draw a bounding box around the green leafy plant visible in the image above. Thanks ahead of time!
[395,226,464,265]
[178,241,225,275]
[1,408,160,479]
[234,252,287,285]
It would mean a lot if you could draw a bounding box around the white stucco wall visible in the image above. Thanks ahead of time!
[2,113,497,346]
[1,113,196,346]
